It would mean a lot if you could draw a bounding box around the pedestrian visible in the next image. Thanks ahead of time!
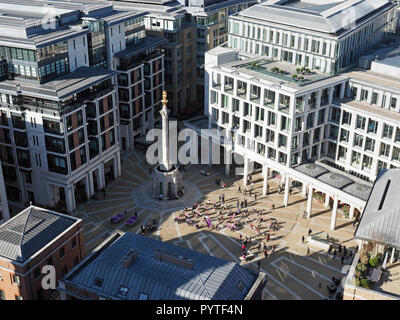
[257,242,261,252]
[266,233,270,242]
[238,186,241,193]
[332,250,337,259]
[257,260,261,270]
[254,193,257,201]
[272,204,275,210]
[301,235,305,243]
[341,256,345,265]
[249,236,252,246]
[242,243,245,251]
[306,247,310,256]
[244,199,247,208]
[263,248,268,258]
[271,245,276,254]
[308,228,312,236]
[238,233,242,241]
[303,210,307,218]
[328,244,332,254]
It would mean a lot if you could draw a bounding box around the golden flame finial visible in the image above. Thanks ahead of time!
[162,91,168,108]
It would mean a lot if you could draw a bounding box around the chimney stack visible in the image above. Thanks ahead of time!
[121,249,138,268]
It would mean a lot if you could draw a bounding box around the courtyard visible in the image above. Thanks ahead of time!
[73,150,358,300]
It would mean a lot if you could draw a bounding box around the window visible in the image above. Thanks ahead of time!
[382,124,393,139]
[0,289,4,300]
[12,275,20,286]
[380,143,390,157]
[139,293,149,300]
[351,151,361,165]
[71,237,77,248]
[367,119,378,134]
[365,137,375,152]
[371,92,378,105]
[390,97,397,109]
[94,277,104,288]
[118,285,129,296]
[341,111,351,125]
[353,133,363,148]
[362,155,372,170]
[392,146,400,162]
[355,115,366,130]
[237,281,245,291]
[340,129,349,142]
[59,247,65,258]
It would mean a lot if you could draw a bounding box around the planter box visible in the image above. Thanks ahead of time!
[307,236,330,250]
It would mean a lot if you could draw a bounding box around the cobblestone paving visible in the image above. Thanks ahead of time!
[74,151,358,300]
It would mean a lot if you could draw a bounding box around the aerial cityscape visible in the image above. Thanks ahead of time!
[0,0,399,304]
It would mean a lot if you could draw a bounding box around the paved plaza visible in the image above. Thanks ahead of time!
[73,151,358,300]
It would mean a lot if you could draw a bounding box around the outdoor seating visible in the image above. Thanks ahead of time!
[111,212,125,223]
[125,215,138,226]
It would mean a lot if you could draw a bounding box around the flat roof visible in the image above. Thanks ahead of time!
[0,205,80,263]
[294,163,372,200]
[346,70,400,92]
[342,99,400,124]
[355,169,400,249]
[64,232,257,300]
[0,67,116,101]
[115,36,167,58]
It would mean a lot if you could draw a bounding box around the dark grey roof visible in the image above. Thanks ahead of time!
[66,233,256,300]
[294,163,328,178]
[318,172,353,189]
[342,183,372,201]
[0,67,116,100]
[356,169,400,249]
[0,206,79,263]
[115,36,167,59]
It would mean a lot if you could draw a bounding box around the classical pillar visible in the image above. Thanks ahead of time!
[225,162,230,176]
[243,156,248,187]
[284,175,290,207]
[391,248,396,264]
[117,152,121,177]
[302,183,307,197]
[330,196,339,231]
[113,156,118,180]
[99,164,105,189]
[262,165,268,196]
[85,175,91,200]
[65,186,75,213]
[306,185,313,219]
[89,171,95,195]
[324,193,330,208]
[349,205,355,220]
[208,137,212,165]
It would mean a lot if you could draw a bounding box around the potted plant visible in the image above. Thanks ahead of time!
[298,76,304,81]
[296,68,301,74]
[291,74,298,79]
[279,70,284,75]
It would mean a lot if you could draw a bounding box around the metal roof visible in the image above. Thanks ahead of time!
[66,233,257,300]
[294,163,329,178]
[234,0,394,35]
[342,183,372,201]
[356,169,400,249]
[318,172,353,189]
[0,66,116,101]
[0,205,79,263]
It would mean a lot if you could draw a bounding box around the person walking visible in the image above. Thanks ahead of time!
[301,235,305,243]
[306,247,310,256]
[326,233,330,241]
[328,244,332,254]
[238,186,241,194]
[272,204,275,210]
[332,250,337,260]
[254,193,257,201]
[271,245,276,254]
[308,228,312,236]
[263,248,268,258]
[257,260,261,270]
[266,233,270,242]
[341,255,345,265]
